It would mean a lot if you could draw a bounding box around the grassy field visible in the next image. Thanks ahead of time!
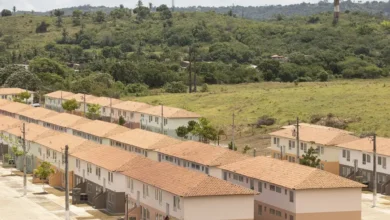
[128,79,390,144]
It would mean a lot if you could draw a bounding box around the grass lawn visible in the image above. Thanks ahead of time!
[130,79,390,140]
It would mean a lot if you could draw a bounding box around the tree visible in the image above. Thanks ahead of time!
[13,91,31,104]
[93,11,106,23]
[4,69,41,90]
[228,141,237,151]
[36,21,49,33]
[164,81,187,93]
[54,9,64,27]
[29,57,66,77]
[86,103,101,119]
[191,117,218,143]
[300,147,321,168]
[72,10,82,26]
[13,6,16,15]
[33,161,55,192]
[62,99,79,112]
[175,126,189,139]
[1,9,12,17]
[119,116,126,126]
[2,35,14,48]
[156,4,172,20]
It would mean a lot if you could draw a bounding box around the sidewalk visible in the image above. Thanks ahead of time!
[0,164,95,220]
[362,192,390,220]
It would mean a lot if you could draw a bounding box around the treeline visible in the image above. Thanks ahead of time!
[2,3,390,96]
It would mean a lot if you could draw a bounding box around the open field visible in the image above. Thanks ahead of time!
[130,79,390,147]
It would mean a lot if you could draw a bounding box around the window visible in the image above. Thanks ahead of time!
[276,210,282,217]
[103,108,105,113]
[76,159,80,168]
[164,118,168,125]
[383,157,387,169]
[290,215,294,220]
[130,113,134,118]
[46,149,50,158]
[250,179,254,190]
[257,182,263,192]
[276,186,281,193]
[300,143,307,152]
[289,191,294,203]
[238,176,244,182]
[363,154,367,165]
[38,148,41,156]
[95,167,100,177]
[288,140,295,149]
[378,156,382,165]
[108,172,113,183]
[149,116,152,122]
[367,154,371,163]
[270,185,276,191]
[173,196,180,210]
[143,184,149,198]
[155,117,159,124]
[62,154,65,164]
[347,150,350,161]
[270,208,275,215]
[87,163,92,174]
[258,205,262,215]
[155,188,163,205]
[320,146,324,154]
[264,183,267,189]
[342,149,346,158]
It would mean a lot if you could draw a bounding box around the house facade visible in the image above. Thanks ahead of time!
[17,107,59,124]
[220,156,364,220]
[269,123,359,175]
[338,137,390,195]
[139,106,200,139]
[61,93,98,115]
[83,97,122,122]
[39,113,91,134]
[0,101,34,118]
[110,101,152,129]
[44,90,75,112]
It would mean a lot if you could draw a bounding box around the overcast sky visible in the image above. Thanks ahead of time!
[0,0,324,12]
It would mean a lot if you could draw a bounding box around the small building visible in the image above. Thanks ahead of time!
[70,120,128,145]
[338,137,390,195]
[84,96,122,122]
[62,93,98,115]
[17,107,59,124]
[107,128,182,160]
[0,116,23,159]
[39,113,91,134]
[0,88,34,104]
[139,106,200,139]
[156,141,249,179]
[220,156,365,220]
[44,90,75,112]
[110,101,152,128]
[269,123,359,175]
[271,54,288,62]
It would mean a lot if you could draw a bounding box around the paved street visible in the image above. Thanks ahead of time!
[361,192,390,220]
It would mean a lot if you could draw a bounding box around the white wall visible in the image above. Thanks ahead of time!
[183,195,254,220]
[141,115,198,138]
[339,148,389,174]
[295,188,361,213]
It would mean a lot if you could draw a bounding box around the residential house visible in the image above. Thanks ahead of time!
[0,116,23,158]
[338,137,390,195]
[17,107,59,124]
[110,101,152,128]
[84,96,122,122]
[119,156,255,220]
[72,146,144,214]
[44,90,75,112]
[39,113,91,134]
[107,129,181,160]
[62,93,98,115]
[139,106,200,138]
[0,101,34,118]
[32,132,100,189]
[156,141,249,179]
[0,88,34,104]
[71,120,128,145]
[220,156,364,220]
[269,123,359,175]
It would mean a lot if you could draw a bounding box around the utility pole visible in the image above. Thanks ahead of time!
[295,117,300,164]
[65,145,70,220]
[334,0,340,23]
[83,94,86,116]
[280,145,283,160]
[232,112,235,149]
[372,134,377,208]
[161,104,164,134]
[22,123,27,196]
[109,97,112,123]
[125,194,129,220]
[253,148,256,157]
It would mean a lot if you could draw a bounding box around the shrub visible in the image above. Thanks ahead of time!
[256,116,276,128]
[164,81,187,93]
[80,40,91,49]
[126,83,149,96]
[200,83,209,92]
[318,71,329,82]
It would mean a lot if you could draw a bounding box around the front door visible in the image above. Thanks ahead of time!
[166,203,170,216]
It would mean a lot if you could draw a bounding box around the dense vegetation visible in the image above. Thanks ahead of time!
[1,2,390,96]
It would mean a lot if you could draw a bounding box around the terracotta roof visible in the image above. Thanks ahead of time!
[269,123,359,146]
[0,99,11,106]
[108,129,181,150]
[71,120,128,137]
[5,123,58,141]
[34,132,99,154]
[44,90,75,99]
[63,93,98,103]
[0,102,33,114]
[85,97,122,107]
[220,156,365,190]
[72,145,141,171]
[338,137,390,157]
[118,159,255,197]
[111,101,152,112]
[18,107,59,120]
[0,88,32,95]
[40,113,91,128]
[138,106,200,118]
[0,116,22,131]
[157,141,249,167]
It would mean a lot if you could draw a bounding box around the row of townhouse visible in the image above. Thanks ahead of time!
[44,90,200,139]
[0,115,255,220]
[338,137,390,195]
[0,88,34,104]
[268,123,390,195]
[0,103,366,219]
